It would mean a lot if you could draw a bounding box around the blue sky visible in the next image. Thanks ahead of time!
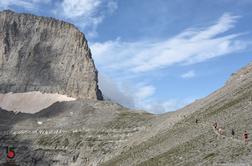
[1,0,252,113]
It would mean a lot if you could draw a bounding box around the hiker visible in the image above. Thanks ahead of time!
[195,119,198,124]
[243,130,248,144]
[219,128,224,135]
[231,129,235,138]
[213,122,217,129]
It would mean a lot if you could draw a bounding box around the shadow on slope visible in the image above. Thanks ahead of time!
[0,107,55,165]
[1,99,155,165]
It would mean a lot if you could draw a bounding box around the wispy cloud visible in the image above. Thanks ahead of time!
[142,98,196,114]
[181,70,196,79]
[98,74,135,107]
[0,0,35,10]
[101,71,197,113]
[0,0,51,10]
[91,13,248,73]
[135,85,156,101]
[98,74,197,114]
[61,0,102,19]
[107,0,118,14]
[91,13,250,113]
[55,0,118,37]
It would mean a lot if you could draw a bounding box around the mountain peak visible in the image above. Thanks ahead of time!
[0,10,103,100]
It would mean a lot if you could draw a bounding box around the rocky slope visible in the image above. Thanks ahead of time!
[101,62,252,166]
[0,10,102,100]
[0,101,155,165]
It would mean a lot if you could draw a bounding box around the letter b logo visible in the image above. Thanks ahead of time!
[6,146,15,159]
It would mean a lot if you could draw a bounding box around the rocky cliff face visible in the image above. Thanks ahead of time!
[0,10,103,100]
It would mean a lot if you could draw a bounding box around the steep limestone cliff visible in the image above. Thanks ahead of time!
[0,10,103,100]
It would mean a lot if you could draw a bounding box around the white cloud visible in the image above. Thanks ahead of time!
[56,0,118,37]
[91,13,248,73]
[0,0,50,10]
[61,0,102,19]
[98,73,176,114]
[97,76,194,114]
[107,0,118,14]
[135,85,156,101]
[0,0,35,10]
[143,99,189,114]
[31,0,50,4]
[98,74,135,107]
[181,70,196,79]
[98,74,156,110]
[135,97,197,114]
[92,13,250,113]
[190,14,239,41]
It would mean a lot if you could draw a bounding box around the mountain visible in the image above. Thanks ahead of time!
[0,10,102,100]
[0,100,154,165]
[0,10,252,166]
[101,62,252,166]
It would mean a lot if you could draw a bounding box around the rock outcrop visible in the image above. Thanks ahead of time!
[0,10,103,100]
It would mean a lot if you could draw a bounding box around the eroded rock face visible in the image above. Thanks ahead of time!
[0,10,103,100]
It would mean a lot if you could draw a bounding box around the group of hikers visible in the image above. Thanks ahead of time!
[213,122,249,144]
[195,119,249,144]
